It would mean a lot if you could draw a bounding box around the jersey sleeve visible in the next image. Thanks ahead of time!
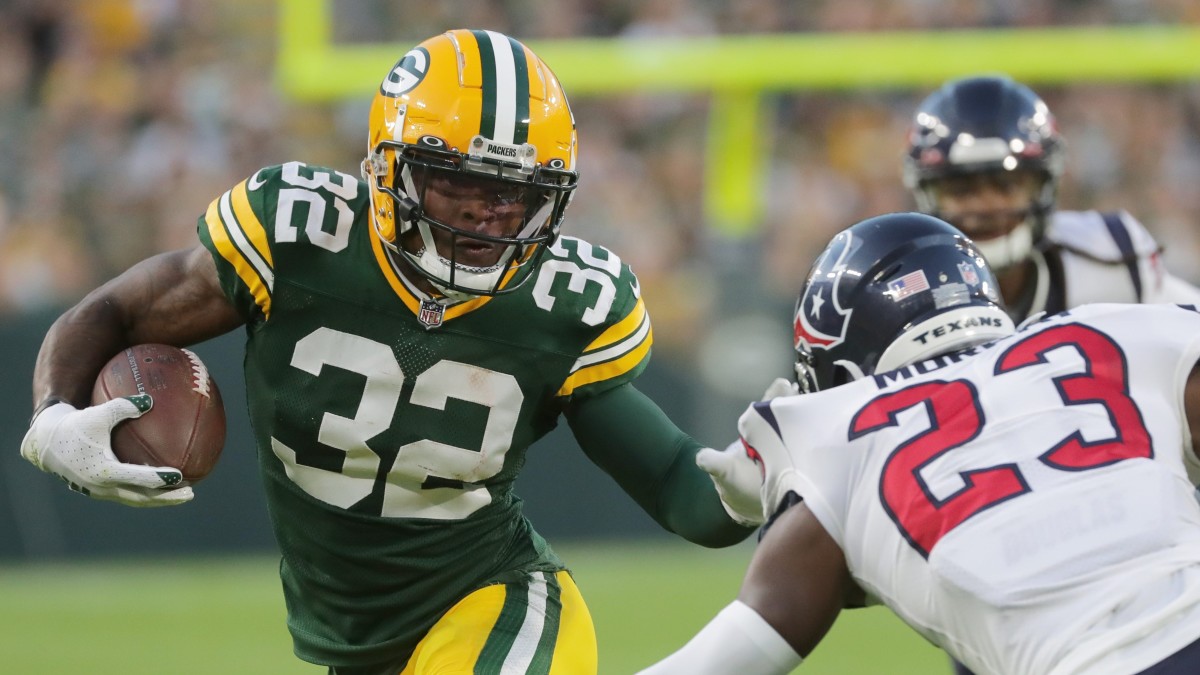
[1048,209,1200,305]
[550,237,654,401]
[196,161,367,323]
[565,382,753,546]
[1145,267,1200,305]
[1046,209,1162,263]
[196,165,283,322]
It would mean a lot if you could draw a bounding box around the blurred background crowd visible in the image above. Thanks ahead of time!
[3,0,1200,408]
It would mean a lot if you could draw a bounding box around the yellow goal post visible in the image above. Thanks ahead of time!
[278,0,1200,236]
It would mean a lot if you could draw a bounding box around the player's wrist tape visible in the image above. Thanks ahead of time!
[30,396,70,426]
[639,600,802,674]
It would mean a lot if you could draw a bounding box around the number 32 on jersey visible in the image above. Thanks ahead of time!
[264,165,631,522]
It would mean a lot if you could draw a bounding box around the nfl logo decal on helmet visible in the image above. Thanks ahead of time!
[958,261,980,286]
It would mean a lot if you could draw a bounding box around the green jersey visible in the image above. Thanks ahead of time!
[197,162,652,667]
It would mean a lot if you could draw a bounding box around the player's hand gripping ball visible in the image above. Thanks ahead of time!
[91,344,226,482]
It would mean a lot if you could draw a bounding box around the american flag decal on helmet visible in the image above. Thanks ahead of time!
[886,270,931,301]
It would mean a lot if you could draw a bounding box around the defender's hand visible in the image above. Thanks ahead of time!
[695,378,800,527]
[759,377,799,401]
[697,439,765,527]
[20,398,194,507]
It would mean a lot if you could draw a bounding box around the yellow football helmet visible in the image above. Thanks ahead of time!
[363,29,579,299]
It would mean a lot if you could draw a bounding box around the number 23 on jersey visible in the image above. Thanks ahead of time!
[851,323,1153,558]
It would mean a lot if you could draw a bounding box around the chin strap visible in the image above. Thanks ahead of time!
[414,245,509,300]
[1025,247,1051,319]
[974,221,1034,271]
[831,359,866,385]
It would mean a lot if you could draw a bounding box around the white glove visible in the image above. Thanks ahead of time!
[736,402,805,527]
[695,378,799,528]
[696,439,765,527]
[759,377,799,401]
[20,396,194,507]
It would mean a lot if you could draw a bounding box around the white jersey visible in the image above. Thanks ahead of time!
[1021,210,1200,321]
[741,304,1200,675]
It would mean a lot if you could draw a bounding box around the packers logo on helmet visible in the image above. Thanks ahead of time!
[363,29,579,301]
[381,47,430,97]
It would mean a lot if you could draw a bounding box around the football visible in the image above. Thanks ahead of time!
[91,344,226,483]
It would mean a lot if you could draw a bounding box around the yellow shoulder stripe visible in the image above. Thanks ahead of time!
[557,324,653,397]
[583,297,645,353]
[204,184,274,319]
[231,180,273,267]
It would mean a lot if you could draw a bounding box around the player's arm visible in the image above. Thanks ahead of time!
[1185,361,1200,467]
[1112,212,1200,305]
[564,383,755,547]
[33,246,242,411]
[21,246,242,507]
[636,500,850,674]
[740,499,854,655]
[1154,272,1200,306]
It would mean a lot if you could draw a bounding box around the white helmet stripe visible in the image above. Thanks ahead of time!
[483,29,518,144]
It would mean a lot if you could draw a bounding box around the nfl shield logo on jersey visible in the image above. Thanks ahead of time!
[418,299,445,329]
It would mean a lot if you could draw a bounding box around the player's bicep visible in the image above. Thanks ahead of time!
[738,500,850,657]
[34,246,242,408]
[117,246,243,345]
[1184,362,1200,471]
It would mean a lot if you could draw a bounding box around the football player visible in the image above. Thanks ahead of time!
[904,75,1200,675]
[903,75,1200,322]
[639,213,1200,675]
[18,30,756,674]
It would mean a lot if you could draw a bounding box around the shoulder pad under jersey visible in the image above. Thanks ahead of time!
[1045,209,1162,263]
[533,236,653,399]
[198,162,369,321]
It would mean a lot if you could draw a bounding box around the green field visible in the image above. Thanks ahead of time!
[0,540,946,674]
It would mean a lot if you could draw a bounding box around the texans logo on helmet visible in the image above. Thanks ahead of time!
[381,47,430,97]
[794,230,856,351]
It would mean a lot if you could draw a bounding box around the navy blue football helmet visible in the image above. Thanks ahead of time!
[902,76,1065,268]
[793,213,1014,393]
